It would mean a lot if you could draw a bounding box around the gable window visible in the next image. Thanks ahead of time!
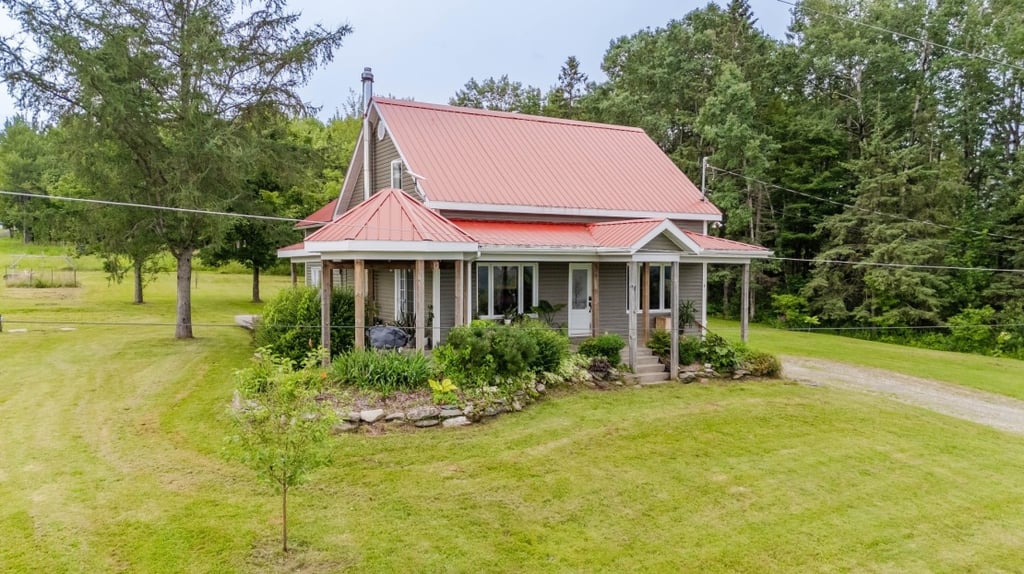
[390,160,403,189]
[476,263,537,318]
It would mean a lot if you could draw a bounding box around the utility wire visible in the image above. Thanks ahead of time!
[783,323,1024,332]
[707,165,1024,245]
[776,0,1024,74]
[0,190,302,223]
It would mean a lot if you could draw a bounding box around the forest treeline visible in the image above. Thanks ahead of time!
[2,0,1023,356]
[450,0,1024,357]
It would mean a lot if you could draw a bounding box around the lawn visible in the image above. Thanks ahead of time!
[4,240,1024,572]
[710,318,1024,400]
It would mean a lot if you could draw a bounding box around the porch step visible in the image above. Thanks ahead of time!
[633,371,672,386]
[622,347,671,385]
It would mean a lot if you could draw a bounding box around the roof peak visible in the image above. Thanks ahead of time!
[373,97,646,134]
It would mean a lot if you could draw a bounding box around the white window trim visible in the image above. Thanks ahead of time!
[390,159,403,189]
[626,263,673,312]
[476,263,539,318]
[394,269,413,321]
[309,265,322,288]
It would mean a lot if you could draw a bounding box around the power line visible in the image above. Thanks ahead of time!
[776,0,1024,74]
[783,323,1024,332]
[771,255,1024,274]
[0,190,302,223]
[707,165,1024,245]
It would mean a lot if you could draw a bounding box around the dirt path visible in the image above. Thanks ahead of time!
[783,356,1024,435]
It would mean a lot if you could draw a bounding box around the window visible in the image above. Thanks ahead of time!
[309,265,322,287]
[627,263,673,311]
[476,263,538,317]
[395,269,414,321]
[390,160,403,189]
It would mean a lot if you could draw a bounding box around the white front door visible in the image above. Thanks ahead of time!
[568,263,592,337]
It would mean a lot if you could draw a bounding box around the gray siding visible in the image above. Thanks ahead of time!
[597,263,629,338]
[638,233,680,252]
[373,133,401,192]
[672,219,705,234]
[538,262,569,327]
[679,263,703,336]
[342,168,365,213]
[376,269,396,322]
[439,265,455,342]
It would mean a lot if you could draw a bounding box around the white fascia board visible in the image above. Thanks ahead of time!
[426,200,723,222]
[335,136,365,218]
[633,253,683,263]
[307,239,479,257]
[276,247,314,259]
[684,251,773,264]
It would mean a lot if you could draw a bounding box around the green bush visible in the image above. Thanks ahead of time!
[578,333,625,361]
[521,319,570,373]
[770,293,819,329]
[253,286,354,362]
[646,330,672,359]
[698,332,741,372]
[741,350,782,378]
[434,320,560,393]
[947,306,997,355]
[678,336,702,365]
[329,349,432,396]
[235,347,328,396]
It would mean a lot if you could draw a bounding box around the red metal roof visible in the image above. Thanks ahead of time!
[305,189,474,243]
[451,219,665,249]
[682,231,771,252]
[374,98,722,217]
[295,198,339,229]
[278,242,306,252]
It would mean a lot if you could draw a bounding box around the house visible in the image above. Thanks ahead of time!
[278,68,771,376]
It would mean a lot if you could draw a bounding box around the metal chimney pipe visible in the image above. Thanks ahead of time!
[361,67,374,114]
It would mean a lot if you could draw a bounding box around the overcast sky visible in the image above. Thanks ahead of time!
[0,0,794,122]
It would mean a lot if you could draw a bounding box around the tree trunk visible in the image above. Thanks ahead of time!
[252,265,260,303]
[282,484,288,553]
[133,257,145,304]
[174,249,194,339]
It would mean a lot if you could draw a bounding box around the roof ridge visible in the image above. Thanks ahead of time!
[374,97,646,134]
[588,218,664,227]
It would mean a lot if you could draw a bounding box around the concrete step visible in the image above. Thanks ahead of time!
[632,371,672,385]
[634,362,667,375]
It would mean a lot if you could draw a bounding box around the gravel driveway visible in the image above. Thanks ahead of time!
[783,356,1024,435]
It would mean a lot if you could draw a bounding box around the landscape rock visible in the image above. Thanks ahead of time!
[439,408,463,418]
[332,422,358,434]
[347,411,361,423]
[534,383,546,393]
[367,325,409,350]
[679,372,697,384]
[406,406,441,421]
[360,409,386,423]
[413,418,440,428]
[385,411,406,422]
[511,399,523,412]
[442,416,471,428]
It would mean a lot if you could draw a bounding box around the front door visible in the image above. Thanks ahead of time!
[568,263,592,337]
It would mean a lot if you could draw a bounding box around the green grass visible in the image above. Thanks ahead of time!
[710,318,1024,400]
[5,238,1024,571]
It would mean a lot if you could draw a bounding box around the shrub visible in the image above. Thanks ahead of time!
[235,347,328,396]
[698,332,741,372]
[678,336,702,365]
[741,350,782,378]
[329,349,432,396]
[520,318,570,373]
[578,333,625,361]
[646,330,672,359]
[435,320,538,391]
[947,306,997,355]
[253,286,354,362]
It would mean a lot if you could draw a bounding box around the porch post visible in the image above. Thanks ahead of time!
[454,259,464,327]
[432,261,441,347]
[320,260,333,366]
[741,262,750,343]
[641,262,650,343]
[354,259,365,349]
[670,260,680,380]
[627,261,639,370]
[415,259,426,351]
[290,262,297,286]
[591,262,600,336]
[465,261,474,322]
